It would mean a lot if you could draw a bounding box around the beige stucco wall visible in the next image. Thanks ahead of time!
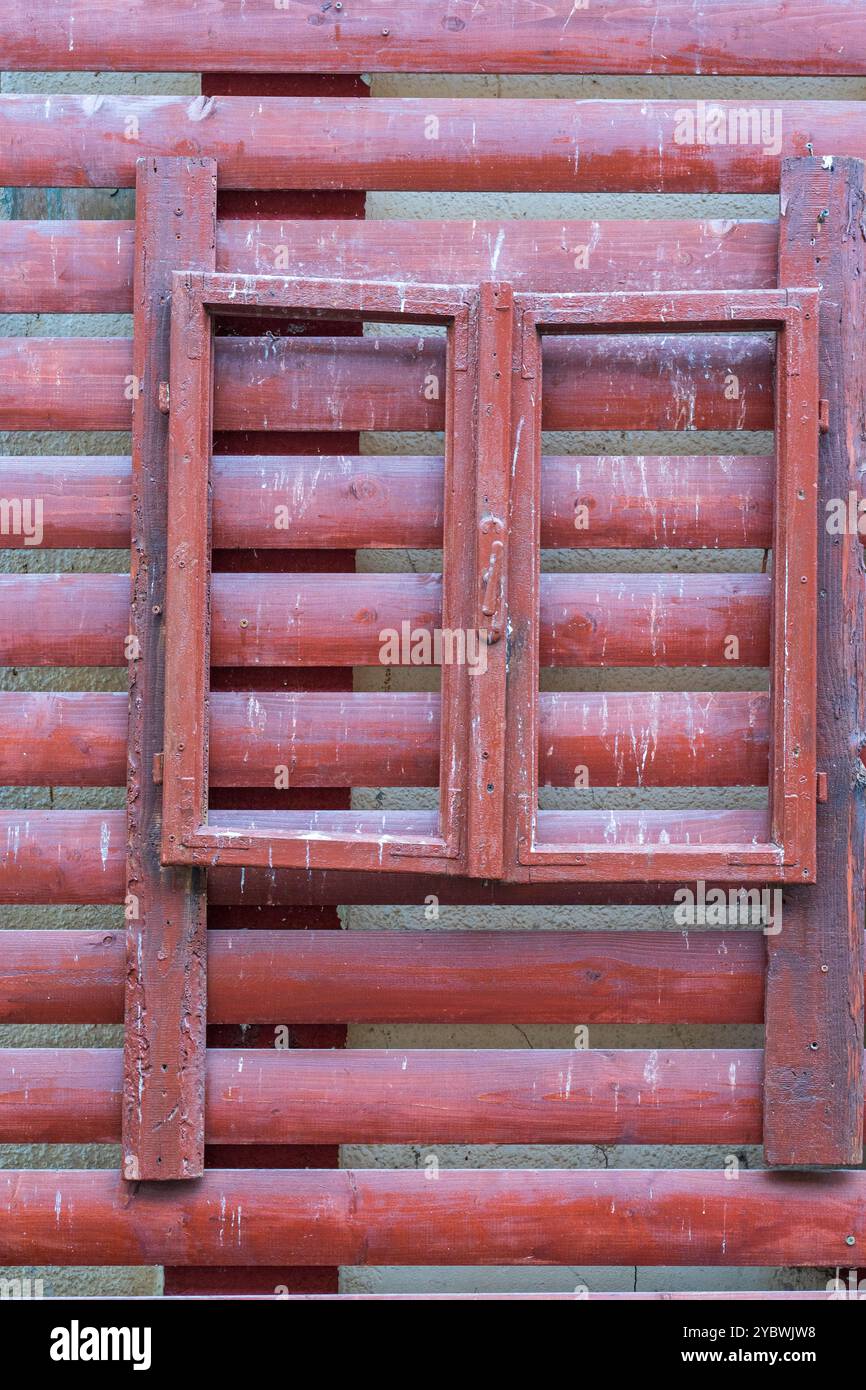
[3,66,863,1299]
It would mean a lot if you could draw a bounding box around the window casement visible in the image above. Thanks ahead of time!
[503,288,819,883]
[161,273,486,874]
[161,280,818,884]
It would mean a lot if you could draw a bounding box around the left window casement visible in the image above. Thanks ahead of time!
[161,274,485,874]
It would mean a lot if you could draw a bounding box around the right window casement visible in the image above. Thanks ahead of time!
[503,288,819,884]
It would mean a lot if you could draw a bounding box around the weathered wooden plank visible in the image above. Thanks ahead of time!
[0,810,796,907]
[2,97,866,192]
[5,690,769,789]
[1,1168,864,1266]
[0,218,780,312]
[121,157,215,1182]
[5,1,866,75]
[763,157,866,1167]
[0,1047,768,1145]
[0,453,774,551]
[0,928,768,1025]
[0,334,775,432]
[0,572,770,667]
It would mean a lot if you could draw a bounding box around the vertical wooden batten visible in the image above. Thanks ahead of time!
[764,156,866,1166]
[122,156,217,1180]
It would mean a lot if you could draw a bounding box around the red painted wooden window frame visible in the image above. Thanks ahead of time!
[162,278,818,884]
[505,287,819,884]
[161,272,480,874]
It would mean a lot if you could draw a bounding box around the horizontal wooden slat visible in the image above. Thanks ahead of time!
[0,928,768,1025]
[5,2,865,76]
[0,335,775,432]
[0,219,780,313]
[0,1047,767,1145]
[2,97,865,192]
[0,573,770,667]
[0,812,794,906]
[0,454,774,551]
[6,690,768,788]
[1,1168,864,1265]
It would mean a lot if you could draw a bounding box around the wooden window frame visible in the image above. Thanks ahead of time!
[161,272,480,874]
[505,287,819,884]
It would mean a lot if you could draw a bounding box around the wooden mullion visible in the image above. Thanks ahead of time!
[466,283,512,876]
[763,155,866,1166]
[122,156,217,1180]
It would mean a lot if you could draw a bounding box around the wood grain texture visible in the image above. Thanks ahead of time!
[0,928,769,1025]
[0,809,801,906]
[0,453,774,551]
[0,1047,769,1145]
[5,690,769,789]
[121,157,215,1181]
[4,1,866,75]
[0,333,776,432]
[763,157,866,1166]
[0,572,770,667]
[2,96,866,192]
[0,218,780,313]
[1,1168,864,1266]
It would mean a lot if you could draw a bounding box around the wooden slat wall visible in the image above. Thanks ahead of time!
[5,1,866,75]
[3,0,864,1292]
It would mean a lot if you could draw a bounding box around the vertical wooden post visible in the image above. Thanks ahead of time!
[764,155,866,1166]
[122,157,216,1180]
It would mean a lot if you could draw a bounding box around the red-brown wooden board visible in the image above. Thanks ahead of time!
[0,453,777,552]
[1,1168,865,1267]
[0,1046,772,1146]
[3,806,823,906]
[0,928,771,1025]
[121,157,216,1181]
[3,97,866,193]
[8,689,770,789]
[0,572,772,669]
[5,2,866,75]
[0,333,776,433]
[0,218,782,313]
[763,157,866,1167]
